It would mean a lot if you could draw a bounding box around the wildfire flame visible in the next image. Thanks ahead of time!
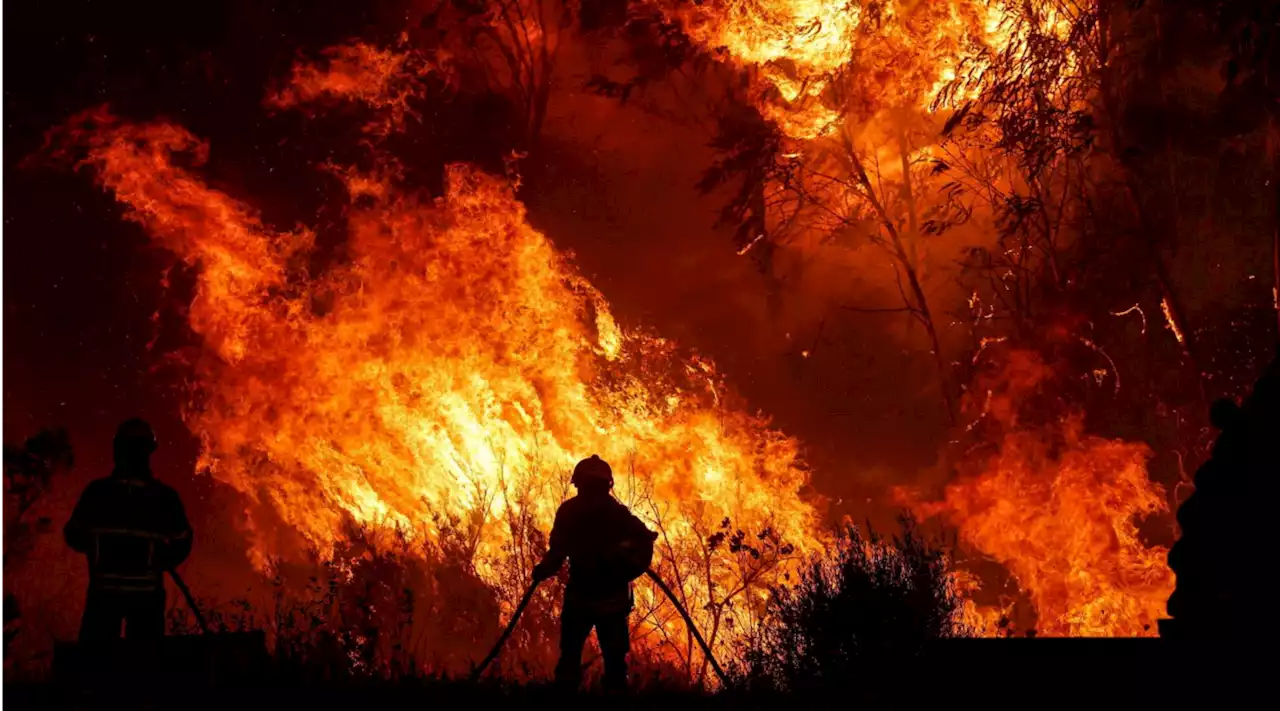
[48,0,1183,657]
[661,0,1172,637]
[908,422,1173,636]
[665,0,861,138]
[899,351,1173,636]
[266,41,434,136]
[55,103,823,668]
[658,0,1076,139]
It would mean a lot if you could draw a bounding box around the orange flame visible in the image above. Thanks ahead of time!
[59,105,824,669]
[909,420,1173,636]
[666,0,860,138]
[267,41,435,136]
[660,2,1167,635]
[659,0,1077,139]
[1161,296,1186,345]
[899,351,1173,636]
[54,6,1175,651]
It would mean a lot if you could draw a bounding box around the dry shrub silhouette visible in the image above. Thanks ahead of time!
[735,517,971,697]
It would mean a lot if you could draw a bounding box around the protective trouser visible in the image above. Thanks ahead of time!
[554,599,631,693]
[78,589,165,643]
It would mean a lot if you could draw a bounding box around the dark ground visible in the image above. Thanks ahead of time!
[2,638,1266,709]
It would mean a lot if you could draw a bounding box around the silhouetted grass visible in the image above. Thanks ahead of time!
[732,518,971,698]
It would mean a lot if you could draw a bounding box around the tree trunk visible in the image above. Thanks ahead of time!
[845,142,957,423]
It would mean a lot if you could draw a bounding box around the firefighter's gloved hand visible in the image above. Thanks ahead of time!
[532,559,560,582]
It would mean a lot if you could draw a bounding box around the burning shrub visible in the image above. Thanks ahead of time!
[733,518,970,694]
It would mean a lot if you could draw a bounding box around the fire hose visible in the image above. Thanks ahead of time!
[85,528,209,636]
[168,568,210,635]
[470,568,728,686]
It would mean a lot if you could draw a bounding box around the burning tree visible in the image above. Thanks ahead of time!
[659,1,1032,420]
[634,0,1221,637]
[405,0,579,145]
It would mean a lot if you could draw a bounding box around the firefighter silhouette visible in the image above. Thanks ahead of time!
[64,419,192,642]
[533,455,658,693]
[1164,351,1279,639]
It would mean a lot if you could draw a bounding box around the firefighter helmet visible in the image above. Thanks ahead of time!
[571,454,613,488]
[113,418,158,457]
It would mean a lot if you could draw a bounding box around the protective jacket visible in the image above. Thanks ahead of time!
[64,467,192,594]
[539,492,656,614]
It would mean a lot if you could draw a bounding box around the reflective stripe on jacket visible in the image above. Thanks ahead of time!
[65,472,192,592]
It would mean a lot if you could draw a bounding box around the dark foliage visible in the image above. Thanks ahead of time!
[4,428,75,655]
[583,6,708,100]
[733,518,969,695]
[1216,0,1280,97]
[695,108,783,253]
[584,8,704,104]
[160,518,513,684]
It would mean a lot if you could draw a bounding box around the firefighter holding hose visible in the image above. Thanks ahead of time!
[64,418,192,643]
[532,454,658,694]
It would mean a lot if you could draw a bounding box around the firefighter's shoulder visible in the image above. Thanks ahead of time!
[611,499,655,537]
[145,478,185,507]
[77,476,120,500]
[556,494,589,517]
[606,497,649,530]
[549,496,576,526]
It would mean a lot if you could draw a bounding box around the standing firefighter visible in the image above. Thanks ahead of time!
[532,454,658,693]
[64,419,192,643]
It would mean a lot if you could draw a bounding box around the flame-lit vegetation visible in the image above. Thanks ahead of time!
[20,0,1278,689]
[655,0,1074,139]
[55,94,826,676]
[58,0,1174,652]
[650,0,1182,638]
